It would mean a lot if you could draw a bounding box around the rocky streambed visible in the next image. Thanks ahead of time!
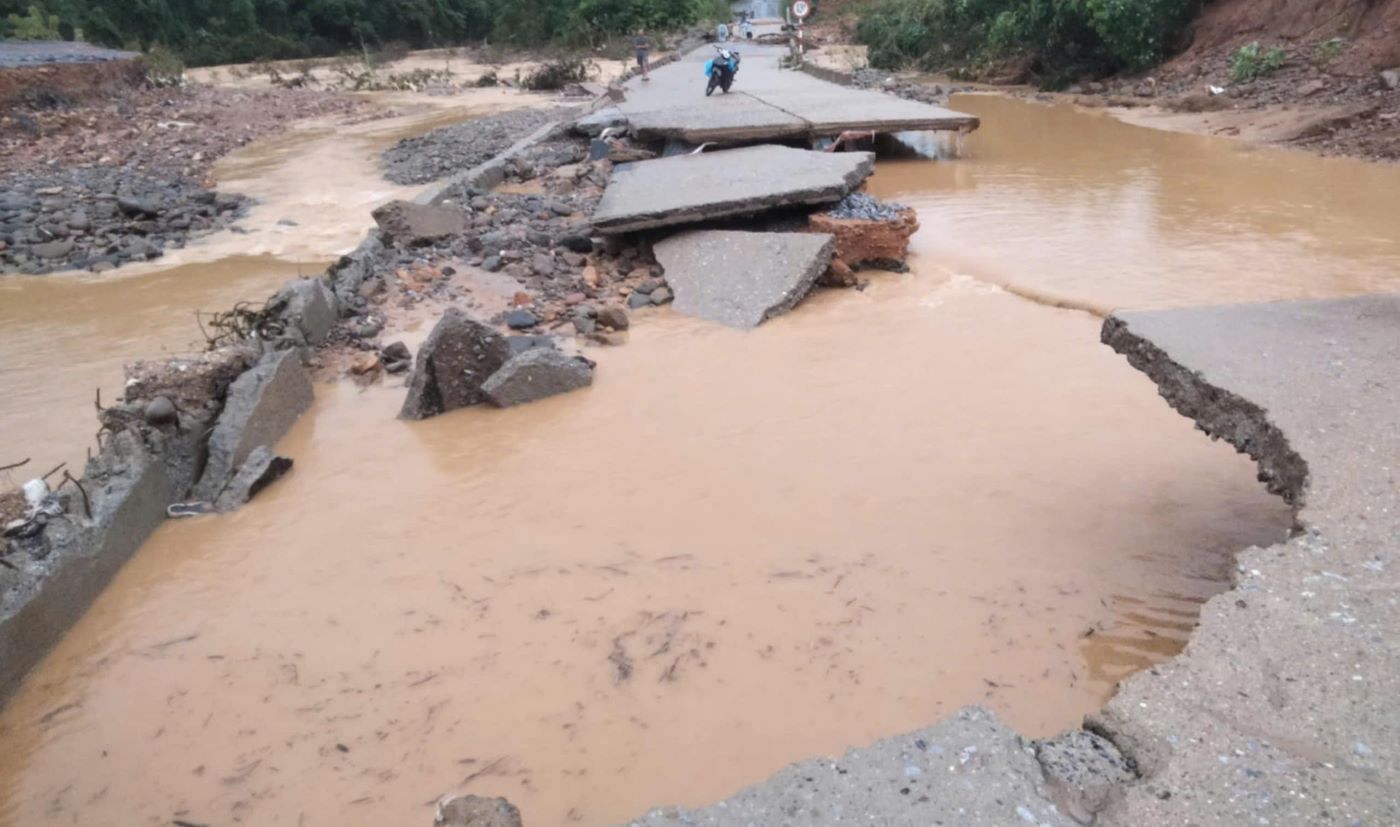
[0,168,248,274]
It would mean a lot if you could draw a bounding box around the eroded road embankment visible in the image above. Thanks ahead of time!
[1,40,1397,827]
[615,296,1400,827]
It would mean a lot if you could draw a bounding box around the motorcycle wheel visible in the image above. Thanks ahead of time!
[706,73,719,96]
[721,75,733,93]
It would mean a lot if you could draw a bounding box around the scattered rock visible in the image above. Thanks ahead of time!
[1382,68,1400,91]
[399,307,512,420]
[142,396,177,426]
[627,292,652,309]
[650,286,673,305]
[505,309,538,330]
[434,794,523,827]
[596,305,629,330]
[482,348,595,407]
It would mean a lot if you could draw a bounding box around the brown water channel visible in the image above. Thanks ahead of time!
[3,93,1400,826]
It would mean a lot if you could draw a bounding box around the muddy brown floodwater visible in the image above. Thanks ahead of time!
[4,92,1400,827]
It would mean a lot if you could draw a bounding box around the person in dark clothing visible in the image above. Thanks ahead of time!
[634,29,652,81]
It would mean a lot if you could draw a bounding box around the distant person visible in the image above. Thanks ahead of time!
[742,19,754,40]
[634,29,651,81]
[717,21,729,42]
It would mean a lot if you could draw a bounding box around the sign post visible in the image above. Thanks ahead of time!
[788,1,810,67]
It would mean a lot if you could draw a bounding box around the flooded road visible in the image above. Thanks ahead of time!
[0,277,1288,826]
[4,91,1399,826]
[871,94,1400,312]
[0,99,520,474]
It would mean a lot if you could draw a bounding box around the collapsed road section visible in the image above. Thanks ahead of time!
[604,294,1400,827]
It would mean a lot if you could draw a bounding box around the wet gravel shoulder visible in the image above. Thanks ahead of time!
[380,105,582,186]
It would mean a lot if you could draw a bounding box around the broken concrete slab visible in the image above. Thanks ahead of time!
[1034,729,1135,824]
[213,446,293,512]
[329,230,384,315]
[590,145,873,234]
[372,200,470,246]
[780,88,980,135]
[399,307,512,420]
[0,432,171,701]
[572,106,628,137]
[625,95,808,144]
[1090,295,1400,826]
[192,350,314,501]
[613,706,1074,827]
[273,276,338,346]
[654,230,834,329]
[482,348,594,408]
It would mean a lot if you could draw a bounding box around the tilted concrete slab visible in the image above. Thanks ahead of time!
[1093,294,1400,826]
[590,145,872,234]
[654,230,833,329]
[779,89,979,135]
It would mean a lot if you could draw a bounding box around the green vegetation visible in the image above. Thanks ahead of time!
[0,0,728,66]
[1311,36,1344,68]
[856,0,1200,84]
[5,3,60,39]
[1229,40,1286,82]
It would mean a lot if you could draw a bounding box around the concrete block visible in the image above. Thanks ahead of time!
[655,230,833,328]
[193,350,313,501]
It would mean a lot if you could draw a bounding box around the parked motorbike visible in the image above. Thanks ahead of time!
[704,45,741,96]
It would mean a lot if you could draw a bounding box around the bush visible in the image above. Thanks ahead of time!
[1230,41,1286,82]
[143,44,186,88]
[5,4,60,40]
[1312,37,1344,67]
[855,0,1198,82]
[1087,0,1197,69]
[521,57,593,90]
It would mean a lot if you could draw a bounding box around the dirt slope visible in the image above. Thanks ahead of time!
[1174,0,1400,75]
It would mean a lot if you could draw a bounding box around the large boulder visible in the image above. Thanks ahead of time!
[372,200,470,246]
[399,308,512,420]
[482,348,594,408]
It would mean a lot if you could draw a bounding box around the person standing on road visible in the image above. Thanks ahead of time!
[634,29,652,81]
[717,21,729,42]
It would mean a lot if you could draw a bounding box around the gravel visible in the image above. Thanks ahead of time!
[380,106,581,185]
[824,192,909,221]
[0,167,248,275]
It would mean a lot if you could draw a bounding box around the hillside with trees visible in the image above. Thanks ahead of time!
[0,0,727,65]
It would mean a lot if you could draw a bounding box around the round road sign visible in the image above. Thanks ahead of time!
[791,1,811,20]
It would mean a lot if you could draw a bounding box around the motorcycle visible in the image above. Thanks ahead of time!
[704,45,740,96]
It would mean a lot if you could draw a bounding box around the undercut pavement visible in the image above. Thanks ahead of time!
[613,294,1400,826]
